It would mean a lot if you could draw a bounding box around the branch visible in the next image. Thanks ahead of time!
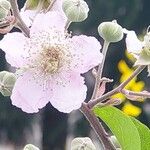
[10,0,30,37]
[123,90,150,98]
[121,89,150,100]
[88,65,146,109]
[80,103,116,150]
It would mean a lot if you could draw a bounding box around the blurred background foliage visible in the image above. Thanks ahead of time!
[0,0,150,149]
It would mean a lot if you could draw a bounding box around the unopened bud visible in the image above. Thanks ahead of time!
[0,71,16,96]
[98,20,123,43]
[62,0,89,22]
[0,16,16,34]
[0,0,11,20]
[71,137,96,150]
[23,144,40,150]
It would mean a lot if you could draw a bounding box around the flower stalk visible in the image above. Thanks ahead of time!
[91,41,110,99]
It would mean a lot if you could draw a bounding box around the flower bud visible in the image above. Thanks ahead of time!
[0,16,16,34]
[23,144,40,150]
[98,20,123,43]
[62,0,89,22]
[71,137,96,150]
[0,71,16,96]
[0,0,11,20]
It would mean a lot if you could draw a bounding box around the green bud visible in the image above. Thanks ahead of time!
[62,0,89,22]
[98,20,123,43]
[0,0,11,10]
[0,0,11,20]
[0,71,16,96]
[71,137,96,150]
[23,144,40,150]
[0,8,8,20]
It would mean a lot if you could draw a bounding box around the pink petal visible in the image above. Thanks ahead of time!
[11,71,53,113]
[51,0,66,16]
[124,29,144,55]
[30,11,67,35]
[0,32,29,68]
[69,35,103,73]
[51,0,63,11]
[50,72,87,113]
[20,9,37,27]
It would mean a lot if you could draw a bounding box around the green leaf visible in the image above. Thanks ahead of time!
[93,106,141,150]
[130,117,150,150]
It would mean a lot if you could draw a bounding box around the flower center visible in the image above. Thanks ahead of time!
[38,46,64,75]
[23,30,72,80]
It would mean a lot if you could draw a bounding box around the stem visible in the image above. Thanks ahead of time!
[88,65,146,109]
[91,41,110,99]
[80,103,116,150]
[10,0,30,37]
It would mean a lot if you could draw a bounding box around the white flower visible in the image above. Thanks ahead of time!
[124,29,144,58]
[0,11,103,113]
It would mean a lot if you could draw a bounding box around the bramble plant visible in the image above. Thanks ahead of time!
[0,0,150,149]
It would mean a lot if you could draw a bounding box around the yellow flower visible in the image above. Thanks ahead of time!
[131,81,145,92]
[111,93,126,101]
[122,102,142,117]
[114,59,145,102]
[112,51,145,117]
